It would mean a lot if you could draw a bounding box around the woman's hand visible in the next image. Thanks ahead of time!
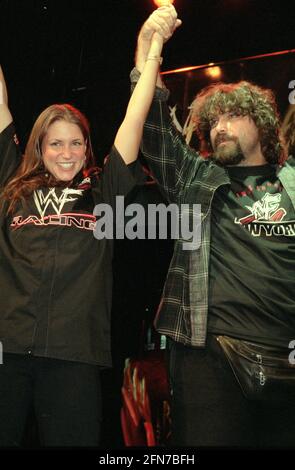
[135,5,182,72]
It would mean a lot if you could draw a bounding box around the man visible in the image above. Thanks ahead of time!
[131,6,295,447]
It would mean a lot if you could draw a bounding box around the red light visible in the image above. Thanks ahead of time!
[153,0,174,7]
[205,64,222,79]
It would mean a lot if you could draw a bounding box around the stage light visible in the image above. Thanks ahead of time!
[153,0,174,7]
[205,64,222,79]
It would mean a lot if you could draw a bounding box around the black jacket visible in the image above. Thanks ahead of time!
[0,123,136,366]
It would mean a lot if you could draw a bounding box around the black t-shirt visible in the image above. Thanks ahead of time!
[0,123,137,366]
[208,164,295,347]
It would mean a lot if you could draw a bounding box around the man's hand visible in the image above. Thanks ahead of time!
[139,5,181,44]
[136,5,182,72]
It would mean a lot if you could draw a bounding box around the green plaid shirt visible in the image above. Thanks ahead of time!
[131,68,295,347]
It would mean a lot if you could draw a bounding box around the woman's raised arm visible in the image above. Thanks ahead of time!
[113,32,164,164]
[0,66,13,133]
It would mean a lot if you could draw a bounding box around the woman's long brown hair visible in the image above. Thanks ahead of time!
[2,104,96,215]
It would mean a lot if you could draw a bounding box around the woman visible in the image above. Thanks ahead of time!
[0,5,179,446]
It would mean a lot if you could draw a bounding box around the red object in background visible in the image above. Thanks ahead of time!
[121,351,171,447]
[153,0,174,7]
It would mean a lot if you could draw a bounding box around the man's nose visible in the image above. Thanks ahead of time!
[216,116,229,133]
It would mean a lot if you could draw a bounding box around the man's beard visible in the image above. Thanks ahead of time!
[212,136,245,166]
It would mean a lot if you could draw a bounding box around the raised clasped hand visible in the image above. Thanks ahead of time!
[140,4,182,44]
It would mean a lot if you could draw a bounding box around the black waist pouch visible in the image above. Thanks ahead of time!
[216,335,295,401]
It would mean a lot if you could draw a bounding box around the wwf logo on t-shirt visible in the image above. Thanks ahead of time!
[235,192,295,237]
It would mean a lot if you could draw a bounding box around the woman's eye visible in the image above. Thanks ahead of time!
[73,141,82,146]
[50,142,61,147]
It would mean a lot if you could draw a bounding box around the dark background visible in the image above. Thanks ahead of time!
[1,0,294,447]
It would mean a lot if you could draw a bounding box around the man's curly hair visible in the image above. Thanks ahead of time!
[192,81,286,164]
[282,104,295,156]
